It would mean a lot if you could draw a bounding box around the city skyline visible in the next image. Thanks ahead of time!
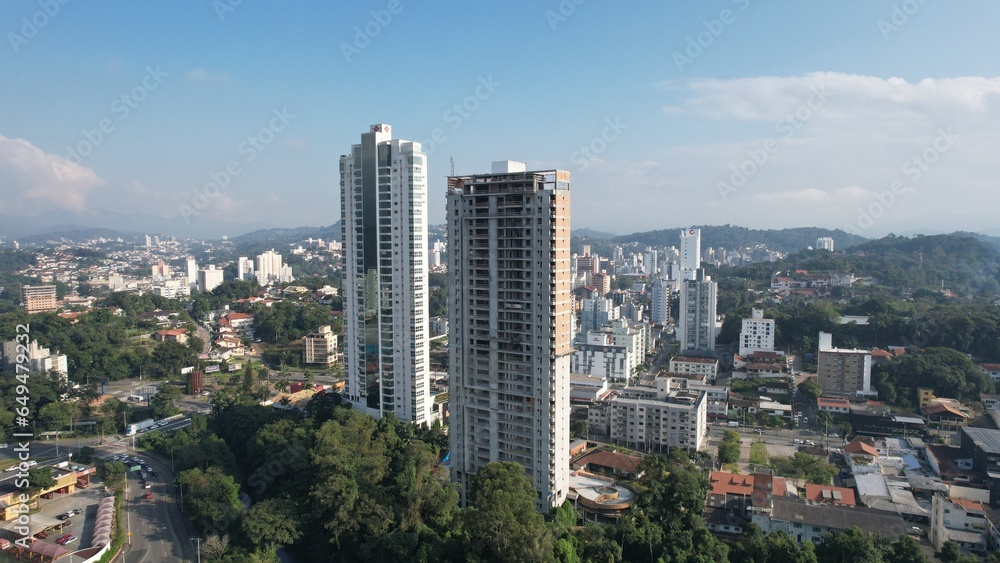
[3,2,1000,237]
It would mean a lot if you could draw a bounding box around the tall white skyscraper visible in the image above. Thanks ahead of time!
[678,268,717,353]
[340,123,429,424]
[650,278,671,325]
[186,257,198,291]
[255,249,293,284]
[237,256,254,281]
[679,227,701,279]
[197,265,224,293]
[447,161,572,511]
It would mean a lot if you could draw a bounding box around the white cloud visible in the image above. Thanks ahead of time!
[0,134,104,213]
[662,73,1000,121]
[566,72,1000,235]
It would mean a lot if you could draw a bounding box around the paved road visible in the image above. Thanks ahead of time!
[195,322,212,354]
[122,454,186,563]
[1,433,195,562]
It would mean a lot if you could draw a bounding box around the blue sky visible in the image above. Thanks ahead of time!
[3,0,1000,237]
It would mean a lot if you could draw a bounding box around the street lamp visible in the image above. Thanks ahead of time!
[190,536,201,563]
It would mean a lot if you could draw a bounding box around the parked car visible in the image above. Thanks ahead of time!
[142,483,151,489]
[55,534,72,545]
[70,508,83,516]
[149,470,159,476]
[144,492,152,499]
[34,531,48,539]
[56,515,71,521]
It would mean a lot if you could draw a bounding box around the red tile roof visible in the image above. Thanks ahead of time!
[224,312,254,320]
[817,397,850,408]
[845,439,877,457]
[922,403,969,419]
[751,351,783,361]
[709,471,786,497]
[156,328,187,336]
[804,484,856,506]
[953,498,986,514]
[576,450,643,475]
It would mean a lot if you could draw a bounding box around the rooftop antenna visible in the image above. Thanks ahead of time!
[450,157,455,176]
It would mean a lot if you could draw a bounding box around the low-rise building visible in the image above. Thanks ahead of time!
[303,325,338,365]
[572,449,644,480]
[816,397,851,414]
[803,484,856,507]
[756,495,907,545]
[752,398,792,420]
[922,402,970,430]
[567,470,636,525]
[959,427,1000,505]
[978,363,1000,384]
[429,316,449,336]
[572,331,635,383]
[570,372,609,403]
[596,377,707,452]
[2,339,69,378]
[669,355,719,382]
[930,495,992,554]
[153,328,188,344]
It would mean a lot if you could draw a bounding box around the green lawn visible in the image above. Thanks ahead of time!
[749,442,768,466]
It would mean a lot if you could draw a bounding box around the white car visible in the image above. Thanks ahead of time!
[793,439,803,444]
[0,443,8,449]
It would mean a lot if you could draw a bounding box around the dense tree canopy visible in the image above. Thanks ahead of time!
[873,347,995,406]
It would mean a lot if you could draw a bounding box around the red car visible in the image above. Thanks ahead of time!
[55,534,72,545]
[144,492,152,499]
[34,531,47,539]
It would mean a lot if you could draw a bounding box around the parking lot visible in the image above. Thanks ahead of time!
[0,484,107,558]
